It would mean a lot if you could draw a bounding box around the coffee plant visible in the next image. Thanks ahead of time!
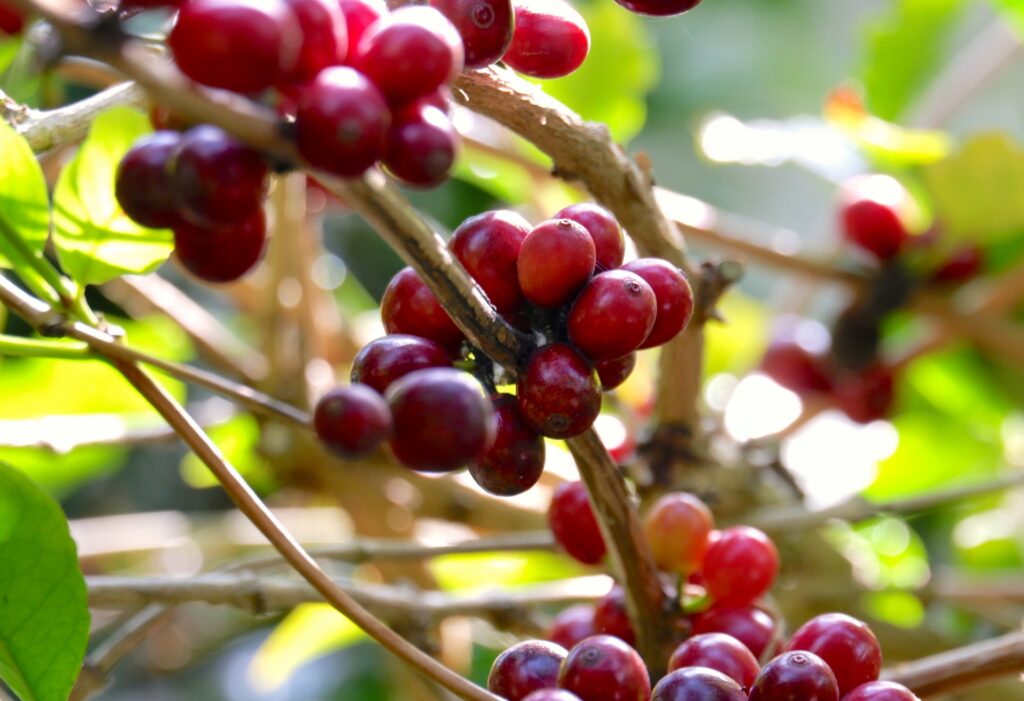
[0,0,1021,699]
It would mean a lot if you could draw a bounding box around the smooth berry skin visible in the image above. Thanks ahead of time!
[593,586,634,647]
[651,667,747,701]
[748,651,839,701]
[595,353,635,392]
[450,210,531,314]
[518,219,596,308]
[568,270,657,361]
[381,267,464,355]
[554,203,624,272]
[788,614,882,697]
[429,0,513,68]
[338,0,384,55]
[839,175,911,262]
[691,606,778,661]
[761,341,833,395]
[643,492,714,575]
[469,395,545,496]
[503,0,589,79]
[517,344,601,439]
[558,635,650,701]
[116,131,182,229]
[0,2,24,34]
[613,0,700,17]
[295,66,391,177]
[385,367,494,472]
[313,384,392,458]
[170,126,268,229]
[280,0,348,83]
[834,364,895,424]
[168,0,301,93]
[668,634,760,689]
[549,481,606,565]
[843,681,920,701]
[620,258,694,349]
[523,692,582,701]
[353,6,465,105]
[488,640,567,700]
[549,605,596,650]
[173,210,267,283]
[350,334,452,394]
[383,103,458,187]
[703,526,779,607]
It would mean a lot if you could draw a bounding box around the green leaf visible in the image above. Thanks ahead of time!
[0,118,51,272]
[0,461,89,701]
[992,0,1024,34]
[52,107,173,286]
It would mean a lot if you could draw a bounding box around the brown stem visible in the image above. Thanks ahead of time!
[883,631,1024,697]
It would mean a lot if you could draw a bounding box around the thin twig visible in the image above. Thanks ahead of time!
[12,81,149,151]
[883,630,1024,697]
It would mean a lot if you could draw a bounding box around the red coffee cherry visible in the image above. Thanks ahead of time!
[338,0,385,54]
[488,640,567,700]
[788,613,882,697]
[172,210,267,283]
[668,633,760,689]
[651,667,746,701]
[523,691,582,701]
[642,492,713,575]
[549,604,596,651]
[761,341,833,395]
[350,334,452,394]
[620,258,694,349]
[383,103,458,187]
[518,219,596,308]
[313,384,393,458]
[0,2,25,34]
[691,606,779,661]
[613,0,700,17]
[549,480,606,565]
[568,270,657,361]
[280,0,348,83]
[833,363,896,424]
[517,344,601,439]
[450,209,531,314]
[429,0,513,68]
[748,651,839,701]
[469,395,545,496]
[703,526,779,607]
[558,635,651,701]
[594,353,636,392]
[554,203,624,272]
[503,0,590,79]
[116,131,183,229]
[843,681,920,701]
[593,586,635,647]
[930,244,983,284]
[838,174,913,262]
[380,267,465,355]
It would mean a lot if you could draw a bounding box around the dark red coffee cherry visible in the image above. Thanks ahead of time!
[488,640,567,700]
[381,267,464,355]
[834,363,895,424]
[429,0,512,68]
[170,125,268,229]
[838,175,912,262]
[517,343,601,439]
[523,691,582,701]
[0,2,25,34]
[593,586,634,647]
[503,0,589,79]
[352,6,464,105]
[668,633,760,689]
[168,0,301,93]
[651,666,747,701]
[788,613,881,696]
[703,526,779,607]
[351,334,452,394]
[643,492,713,575]
[294,66,391,177]
[383,103,458,187]
[549,605,596,651]
[843,681,920,701]
[554,203,624,272]
[761,341,833,395]
[613,0,700,17]
[518,219,596,308]
[313,384,392,458]
[595,353,635,392]
[549,480,605,565]
[450,209,531,314]
[385,367,494,471]
[930,244,983,284]
[558,635,651,701]
[748,651,839,701]
[338,0,385,54]
[568,270,657,361]
[620,258,694,349]
[116,131,182,229]
[469,395,545,496]
[280,0,348,83]
[173,210,267,283]
[691,606,778,661]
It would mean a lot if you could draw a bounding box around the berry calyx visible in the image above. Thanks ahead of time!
[554,203,625,272]
[350,334,452,394]
[568,270,657,362]
[469,395,546,496]
[549,604,596,651]
[558,635,651,701]
[787,613,882,696]
[642,492,714,575]
[748,650,839,701]
[667,633,760,689]
[450,209,531,314]
[430,0,513,68]
[313,384,393,458]
[172,209,267,283]
[116,131,183,229]
[702,526,779,607]
[620,258,694,349]
[488,640,567,700]
[838,174,914,261]
[503,0,590,79]
[549,480,606,565]
[651,666,746,701]
[594,353,636,392]
[280,0,348,83]
[518,218,596,308]
[383,102,458,187]
[842,681,920,701]
[381,267,465,355]
[517,343,601,439]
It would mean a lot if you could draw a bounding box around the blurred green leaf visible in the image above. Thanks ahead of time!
[454,146,536,206]
[862,590,925,628]
[430,551,583,591]
[180,414,274,490]
[703,292,770,377]
[903,347,1013,433]
[0,36,19,75]
[52,107,173,285]
[992,0,1024,34]
[0,461,88,701]
[0,118,50,274]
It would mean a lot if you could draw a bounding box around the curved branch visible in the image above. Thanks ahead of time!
[884,631,1024,697]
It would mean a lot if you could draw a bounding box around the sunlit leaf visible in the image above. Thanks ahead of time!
[430,551,583,591]
[0,118,50,275]
[703,292,770,377]
[180,414,275,490]
[862,591,925,629]
[992,0,1024,34]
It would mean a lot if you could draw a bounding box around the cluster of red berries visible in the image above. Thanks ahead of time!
[486,489,918,700]
[116,125,270,283]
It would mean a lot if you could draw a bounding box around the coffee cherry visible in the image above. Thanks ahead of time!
[170,125,268,229]
[383,103,458,187]
[549,605,596,650]
[761,341,832,395]
[503,0,589,79]
[788,613,882,696]
[703,526,779,607]
[116,131,182,229]
[930,244,983,284]
[168,0,301,93]
[173,209,267,283]
[613,0,700,17]
[594,354,635,392]
[643,492,713,575]
[0,2,25,34]
[518,219,596,308]
[620,258,694,349]
[668,633,760,689]
[313,384,393,458]
[280,0,348,83]
[691,606,778,661]
[385,367,494,471]
[352,6,465,105]
[517,344,601,439]
[523,691,582,701]
[429,0,513,68]
[381,267,464,355]
[554,203,624,272]
[469,395,545,496]
[338,0,385,54]
[651,667,747,701]
[450,210,531,314]
[838,175,913,261]
[748,651,839,701]
[568,270,657,361]
[593,586,635,646]
[549,480,606,565]
[351,335,452,394]
[843,681,920,701]
[294,66,391,177]
[558,635,650,701]
[488,640,567,700]
[834,364,896,424]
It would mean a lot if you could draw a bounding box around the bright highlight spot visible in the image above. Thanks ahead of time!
[723,374,803,441]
